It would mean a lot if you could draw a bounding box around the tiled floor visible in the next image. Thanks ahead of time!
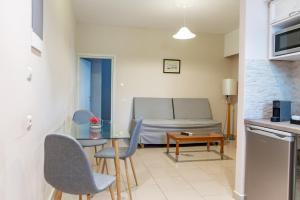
[63,142,236,200]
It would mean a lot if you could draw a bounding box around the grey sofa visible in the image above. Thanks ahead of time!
[133,97,222,144]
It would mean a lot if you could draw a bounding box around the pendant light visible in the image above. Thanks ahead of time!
[173,26,196,40]
[173,5,196,40]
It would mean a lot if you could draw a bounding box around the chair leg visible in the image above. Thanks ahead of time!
[79,194,82,200]
[105,159,110,174]
[109,186,115,200]
[101,159,107,174]
[94,146,99,166]
[97,158,103,173]
[124,158,133,200]
[129,157,138,186]
[54,190,62,200]
[87,194,91,200]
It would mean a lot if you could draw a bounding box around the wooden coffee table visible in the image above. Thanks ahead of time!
[166,131,224,161]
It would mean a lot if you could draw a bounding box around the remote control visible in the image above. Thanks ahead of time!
[181,131,193,136]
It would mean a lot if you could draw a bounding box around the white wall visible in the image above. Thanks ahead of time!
[234,0,270,199]
[76,25,236,132]
[0,0,76,199]
[244,0,269,60]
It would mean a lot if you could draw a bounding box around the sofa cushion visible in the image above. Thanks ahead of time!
[173,98,212,119]
[133,97,174,119]
[142,119,220,129]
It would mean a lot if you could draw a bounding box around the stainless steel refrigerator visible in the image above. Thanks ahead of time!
[245,125,297,200]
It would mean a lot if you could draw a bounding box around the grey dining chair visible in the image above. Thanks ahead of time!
[73,109,108,165]
[44,134,115,200]
[94,120,143,200]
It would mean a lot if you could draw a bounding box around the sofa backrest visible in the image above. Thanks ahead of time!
[173,98,212,119]
[133,97,174,119]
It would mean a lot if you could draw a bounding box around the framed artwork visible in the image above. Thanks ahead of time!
[163,59,181,74]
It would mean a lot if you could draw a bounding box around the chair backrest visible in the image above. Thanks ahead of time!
[44,134,98,194]
[126,120,143,157]
[72,110,94,124]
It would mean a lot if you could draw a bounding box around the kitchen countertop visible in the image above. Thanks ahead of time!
[245,119,300,135]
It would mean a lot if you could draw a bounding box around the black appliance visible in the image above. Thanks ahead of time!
[271,100,291,122]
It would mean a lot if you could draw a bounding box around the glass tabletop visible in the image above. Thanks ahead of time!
[71,120,130,140]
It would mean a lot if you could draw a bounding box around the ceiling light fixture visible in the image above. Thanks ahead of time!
[173,1,196,40]
[173,26,196,40]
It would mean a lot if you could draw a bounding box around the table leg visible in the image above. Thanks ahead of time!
[220,138,224,160]
[54,190,62,200]
[176,140,180,162]
[101,159,107,174]
[166,134,170,154]
[112,139,121,200]
[94,146,99,165]
[207,140,210,152]
[87,194,91,200]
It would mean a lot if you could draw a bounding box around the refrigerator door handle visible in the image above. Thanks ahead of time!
[246,126,294,142]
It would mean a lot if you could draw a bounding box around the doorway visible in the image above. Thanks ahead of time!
[78,56,113,121]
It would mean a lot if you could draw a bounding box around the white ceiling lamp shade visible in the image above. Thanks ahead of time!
[173,1,196,40]
[173,26,196,39]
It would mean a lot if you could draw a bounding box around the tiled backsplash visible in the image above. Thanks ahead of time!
[245,59,300,119]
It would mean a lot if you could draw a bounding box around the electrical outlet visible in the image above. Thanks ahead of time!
[26,115,32,131]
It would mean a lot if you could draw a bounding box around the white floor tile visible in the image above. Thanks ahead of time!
[63,143,236,200]
[203,194,234,200]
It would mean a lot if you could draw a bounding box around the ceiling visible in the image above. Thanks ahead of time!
[73,0,240,34]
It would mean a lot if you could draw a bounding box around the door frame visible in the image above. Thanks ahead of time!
[76,53,116,131]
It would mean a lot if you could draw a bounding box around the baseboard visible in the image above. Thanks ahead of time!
[233,190,246,200]
[47,188,55,200]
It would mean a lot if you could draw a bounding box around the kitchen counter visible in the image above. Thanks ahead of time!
[245,119,300,135]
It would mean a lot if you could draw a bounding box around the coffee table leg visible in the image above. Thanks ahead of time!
[220,138,224,160]
[176,140,180,162]
[166,134,170,154]
[207,141,210,152]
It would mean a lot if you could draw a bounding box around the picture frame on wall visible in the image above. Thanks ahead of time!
[163,59,181,74]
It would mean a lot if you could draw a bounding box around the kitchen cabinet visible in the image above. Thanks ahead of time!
[224,29,239,57]
[269,0,300,61]
[270,0,300,24]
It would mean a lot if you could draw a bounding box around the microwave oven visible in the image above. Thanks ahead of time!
[273,23,300,57]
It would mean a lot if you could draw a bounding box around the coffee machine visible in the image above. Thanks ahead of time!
[270,100,291,122]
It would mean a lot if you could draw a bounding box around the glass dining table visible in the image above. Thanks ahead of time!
[71,120,130,140]
[70,120,130,200]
